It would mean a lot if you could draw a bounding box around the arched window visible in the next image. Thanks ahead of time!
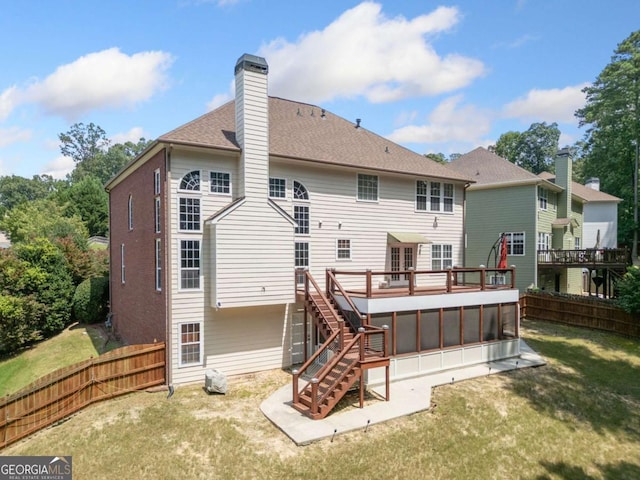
[293,181,308,200]
[179,171,201,191]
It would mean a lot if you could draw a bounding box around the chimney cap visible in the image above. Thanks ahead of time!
[235,54,268,75]
[557,147,571,157]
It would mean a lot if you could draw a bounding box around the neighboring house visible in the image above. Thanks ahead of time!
[538,173,620,249]
[0,232,9,249]
[106,55,522,417]
[449,147,626,296]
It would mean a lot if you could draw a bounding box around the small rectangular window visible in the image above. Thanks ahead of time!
[155,239,162,291]
[154,169,161,195]
[295,242,309,285]
[294,205,309,235]
[443,183,454,212]
[505,232,525,256]
[416,181,428,211]
[154,197,161,233]
[538,187,548,210]
[431,244,453,270]
[179,197,201,231]
[179,323,202,365]
[357,174,378,201]
[269,178,286,198]
[336,239,351,260]
[575,237,581,250]
[180,240,200,289]
[128,195,133,230]
[210,171,231,194]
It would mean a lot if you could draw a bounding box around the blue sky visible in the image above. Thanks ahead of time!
[1,0,638,179]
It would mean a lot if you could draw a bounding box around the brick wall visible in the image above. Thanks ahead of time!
[109,149,167,344]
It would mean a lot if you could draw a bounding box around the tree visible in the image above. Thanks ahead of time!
[424,152,447,164]
[0,198,88,246]
[0,174,64,217]
[492,123,560,174]
[59,122,110,165]
[576,30,640,257]
[58,176,109,236]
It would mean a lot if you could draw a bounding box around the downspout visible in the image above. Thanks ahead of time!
[462,182,470,267]
[164,145,173,387]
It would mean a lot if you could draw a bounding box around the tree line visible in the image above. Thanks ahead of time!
[0,123,149,354]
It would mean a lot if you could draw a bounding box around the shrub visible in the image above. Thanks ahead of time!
[615,266,640,314]
[0,294,43,354]
[73,276,109,324]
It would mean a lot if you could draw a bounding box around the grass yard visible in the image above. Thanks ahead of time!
[3,319,640,479]
[0,323,120,397]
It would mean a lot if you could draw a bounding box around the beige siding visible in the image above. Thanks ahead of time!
[170,304,292,385]
[212,199,295,307]
[270,161,465,290]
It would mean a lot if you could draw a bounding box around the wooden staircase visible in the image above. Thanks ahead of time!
[292,271,389,420]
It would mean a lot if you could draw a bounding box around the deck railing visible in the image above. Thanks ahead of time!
[327,266,516,299]
[537,248,629,266]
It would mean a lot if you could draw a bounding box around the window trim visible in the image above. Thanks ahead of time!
[179,239,201,291]
[294,204,310,236]
[154,196,161,233]
[431,244,453,270]
[538,187,548,211]
[269,177,287,199]
[505,232,525,256]
[120,243,125,284]
[295,241,310,286]
[416,180,454,213]
[336,239,352,261]
[178,322,203,367]
[210,170,232,195]
[177,196,202,233]
[178,170,201,192]
[127,195,133,231]
[154,168,161,195]
[357,173,379,202]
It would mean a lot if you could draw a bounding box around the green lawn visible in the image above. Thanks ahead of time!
[4,320,640,479]
[0,323,120,397]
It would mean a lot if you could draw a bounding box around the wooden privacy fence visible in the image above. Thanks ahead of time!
[0,342,165,450]
[521,293,640,338]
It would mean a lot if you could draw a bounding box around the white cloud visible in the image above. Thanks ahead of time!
[257,2,485,104]
[207,92,233,111]
[41,155,75,179]
[387,95,492,145]
[502,83,588,124]
[111,126,149,144]
[0,127,32,147]
[17,48,174,121]
[0,86,19,121]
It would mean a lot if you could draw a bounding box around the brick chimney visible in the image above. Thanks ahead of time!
[234,54,269,199]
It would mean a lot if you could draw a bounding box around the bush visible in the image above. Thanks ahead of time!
[616,266,640,314]
[0,294,43,354]
[72,276,109,324]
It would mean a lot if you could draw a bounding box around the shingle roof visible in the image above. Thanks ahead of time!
[538,172,621,203]
[159,97,472,183]
[448,147,542,185]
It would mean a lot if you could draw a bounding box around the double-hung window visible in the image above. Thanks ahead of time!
[155,239,162,291]
[180,240,200,289]
[416,181,453,212]
[431,244,453,270]
[538,187,548,210]
[293,181,310,235]
[505,232,525,256]
[336,239,351,260]
[179,198,201,231]
[179,323,202,365]
[357,174,378,201]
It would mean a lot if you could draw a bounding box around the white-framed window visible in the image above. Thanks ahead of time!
[575,237,581,250]
[154,197,161,233]
[357,174,378,201]
[295,241,309,285]
[179,322,203,366]
[120,243,125,284]
[179,170,201,191]
[127,195,133,230]
[505,232,525,256]
[155,238,162,291]
[431,244,453,270]
[538,187,548,210]
[537,232,551,251]
[336,239,351,260]
[180,240,200,289]
[416,181,453,212]
[210,171,231,195]
[178,197,201,231]
[154,168,161,195]
[294,205,309,235]
[269,177,286,198]
[293,181,309,200]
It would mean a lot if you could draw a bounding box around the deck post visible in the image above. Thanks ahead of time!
[510,266,516,289]
[446,266,452,292]
[366,270,372,298]
[311,378,319,415]
[409,269,415,295]
[292,369,299,404]
[358,327,365,361]
[359,373,364,408]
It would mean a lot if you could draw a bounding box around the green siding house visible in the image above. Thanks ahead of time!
[449,147,585,294]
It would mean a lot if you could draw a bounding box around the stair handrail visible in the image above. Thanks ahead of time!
[305,270,345,336]
[326,269,367,329]
[314,333,362,411]
[292,328,341,404]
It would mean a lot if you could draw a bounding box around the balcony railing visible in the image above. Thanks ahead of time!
[537,248,629,267]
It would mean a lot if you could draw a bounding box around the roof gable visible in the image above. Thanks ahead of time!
[448,147,542,185]
[537,172,621,203]
[159,97,472,183]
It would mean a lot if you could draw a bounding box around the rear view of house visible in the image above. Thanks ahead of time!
[106,54,522,417]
